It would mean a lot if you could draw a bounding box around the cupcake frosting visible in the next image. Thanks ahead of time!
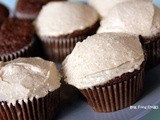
[88,0,136,18]
[62,33,144,89]
[34,2,99,37]
[0,57,61,104]
[97,0,160,37]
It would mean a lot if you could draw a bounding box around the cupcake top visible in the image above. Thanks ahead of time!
[34,2,99,37]
[97,0,160,37]
[0,18,34,56]
[0,57,61,104]
[62,33,144,89]
[88,0,135,18]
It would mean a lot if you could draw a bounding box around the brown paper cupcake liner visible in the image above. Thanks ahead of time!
[0,39,36,62]
[41,35,86,63]
[140,34,160,69]
[80,66,144,112]
[0,89,60,120]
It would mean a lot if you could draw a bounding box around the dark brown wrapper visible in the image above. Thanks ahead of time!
[0,39,36,62]
[140,34,160,69]
[0,89,60,120]
[39,21,100,63]
[40,36,86,63]
[80,65,144,112]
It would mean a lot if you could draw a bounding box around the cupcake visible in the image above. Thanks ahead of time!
[62,33,145,112]
[88,0,135,18]
[97,0,160,69]
[0,3,9,25]
[34,1,99,62]
[0,57,61,120]
[0,18,36,61]
[15,0,66,20]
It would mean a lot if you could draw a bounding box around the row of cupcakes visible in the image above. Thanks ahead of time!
[0,32,145,120]
[1,0,159,69]
[0,0,159,119]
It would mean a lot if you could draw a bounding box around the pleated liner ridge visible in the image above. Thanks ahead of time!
[0,39,36,62]
[80,65,144,112]
[140,33,160,69]
[39,21,100,63]
[41,35,86,63]
[0,89,60,120]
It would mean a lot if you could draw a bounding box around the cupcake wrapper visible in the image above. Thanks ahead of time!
[0,39,36,62]
[140,35,160,69]
[0,89,60,120]
[80,67,144,112]
[41,35,86,63]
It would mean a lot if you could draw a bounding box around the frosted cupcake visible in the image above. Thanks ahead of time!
[62,33,145,112]
[0,57,61,120]
[34,1,99,62]
[97,0,160,69]
[88,0,136,18]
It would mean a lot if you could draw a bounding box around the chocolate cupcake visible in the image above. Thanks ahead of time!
[34,1,99,62]
[15,0,66,20]
[88,0,134,18]
[97,0,160,69]
[62,33,145,112]
[0,18,36,61]
[0,57,61,120]
[0,3,9,25]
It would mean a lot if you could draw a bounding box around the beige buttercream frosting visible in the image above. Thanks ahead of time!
[97,0,160,37]
[88,0,137,18]
[0,57,61,104]
[34,1,99,37]
[62,33,144,89]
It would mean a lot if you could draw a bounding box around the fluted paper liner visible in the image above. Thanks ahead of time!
[0,39,36,62]
[80,67,144,112]
[140,34,160,69]
[0,89,60,120]
[41,36,86,63]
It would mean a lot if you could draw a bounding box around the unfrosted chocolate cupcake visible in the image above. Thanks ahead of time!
[34,1,99,62]
[88,0,134,18]
[15,0,66,20]
[0,3,9,25]
[0,18,36,61]
[97,0,160,69]
[62,33,145,112]
[0,57,61,120]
